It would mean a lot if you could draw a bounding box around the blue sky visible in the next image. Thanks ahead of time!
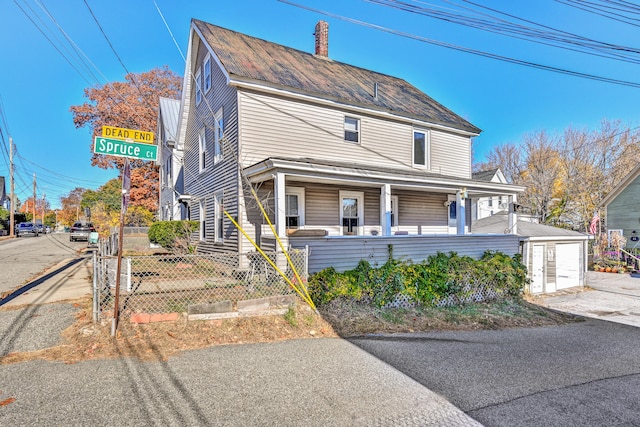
[1,0,638,209]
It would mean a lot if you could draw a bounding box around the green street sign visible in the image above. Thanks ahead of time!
[94,136,158,162]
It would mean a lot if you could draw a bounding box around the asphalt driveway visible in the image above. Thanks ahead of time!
[534,270,640,327]
[350,319,640,426]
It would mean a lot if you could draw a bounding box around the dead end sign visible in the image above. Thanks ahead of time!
[102,125,154,144]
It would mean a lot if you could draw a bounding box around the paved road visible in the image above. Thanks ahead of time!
[0,233,85,294]
[350,319,640,426]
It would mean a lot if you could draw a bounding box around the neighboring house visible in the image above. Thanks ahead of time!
[472,168,508,220]
[157,97,187,221]
[175,19,524,267]
[0,176,5,209]
[600,163,640,248]
[472,213,589,294]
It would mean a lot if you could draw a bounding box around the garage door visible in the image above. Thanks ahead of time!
[556,243,580,290]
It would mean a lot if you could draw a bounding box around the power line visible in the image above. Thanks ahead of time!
[280,0,640,88]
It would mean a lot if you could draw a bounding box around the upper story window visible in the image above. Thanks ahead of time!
[203,54,212,94]
[214,108,224,164]
[199,127,207,173]
[344,117,360,143]
[195,69,202,105]
[413,129,430,168]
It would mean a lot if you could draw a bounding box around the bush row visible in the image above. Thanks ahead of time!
[307,251,528,307]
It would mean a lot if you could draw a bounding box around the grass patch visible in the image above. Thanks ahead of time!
[317,297,584,337]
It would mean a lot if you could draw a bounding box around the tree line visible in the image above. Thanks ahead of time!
[474,120,640,232]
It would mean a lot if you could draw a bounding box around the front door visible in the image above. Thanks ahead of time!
[340,191,364,236]
[531,244,545,293]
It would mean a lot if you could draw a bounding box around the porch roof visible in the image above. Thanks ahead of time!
[472,212,589,239]
[244,157,525,196]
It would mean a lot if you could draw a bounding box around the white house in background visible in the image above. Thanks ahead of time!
[174,18,524,270]
[157,97,187,221]
[472,168,509,220]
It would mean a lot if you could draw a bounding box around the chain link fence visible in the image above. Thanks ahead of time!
[93,249,308,322]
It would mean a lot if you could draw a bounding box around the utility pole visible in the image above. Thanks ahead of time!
[42,192,46,226]
[33,173,36,222]
[9,137,14,237]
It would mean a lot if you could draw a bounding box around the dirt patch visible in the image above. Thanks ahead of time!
[0,296,583,365]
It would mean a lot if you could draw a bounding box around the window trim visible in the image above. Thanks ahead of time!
[344,116,360,144]
[285,187,305,230]
[390,195,399,228]
[195,68,202,105]
[214,108,223,164]
[412,129,431,169]
[203,54,212,94]
[339,190,364,236]
[198,127,207,173]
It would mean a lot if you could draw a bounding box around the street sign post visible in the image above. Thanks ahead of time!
[94,136,158,162]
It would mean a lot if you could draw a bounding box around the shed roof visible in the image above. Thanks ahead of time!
[472,212,588,238]
[193,19,481,135]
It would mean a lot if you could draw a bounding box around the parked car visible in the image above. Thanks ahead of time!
[16,222,39,237]
[69,222,95,242]
[35,223,46,234]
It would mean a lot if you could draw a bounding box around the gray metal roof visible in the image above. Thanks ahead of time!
[194,19,481,135]
[158,97,180,142]
[472,169,500,182]
[472,212,588,238]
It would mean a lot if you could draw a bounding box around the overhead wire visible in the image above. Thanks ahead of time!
[280,0,640,88]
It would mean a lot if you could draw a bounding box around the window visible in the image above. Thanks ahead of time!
[214,108,224,164]
[214,192,224,243]
[199,200,206,241]
[195,69,202,105]
[203,55,212,93]
[390,195,399,227]
[285,187,305,230]
[164,155,172,188]
[344,117,360,143]
[199,127,207,172]
[413,130,430,167]
[488,197,493,207]
[340,191,364,236]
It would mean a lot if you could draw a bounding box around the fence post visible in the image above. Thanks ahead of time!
[92,251,98,323]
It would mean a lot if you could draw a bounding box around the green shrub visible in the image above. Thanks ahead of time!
[148,220,199,254]
[308,251,528,308]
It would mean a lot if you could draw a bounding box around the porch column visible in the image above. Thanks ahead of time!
[274,172,286,239]
[456,190,466,235]
[508,194,518,235]
[380,184,391,236]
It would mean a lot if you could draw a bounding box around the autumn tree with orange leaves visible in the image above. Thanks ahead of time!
[70,67,181,212]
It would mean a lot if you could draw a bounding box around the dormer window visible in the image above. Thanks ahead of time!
[344,117,360,143]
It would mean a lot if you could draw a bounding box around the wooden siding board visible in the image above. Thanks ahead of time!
[238,91,471,175]
[290,235,520,273]
[184,40,240,255]
[607,174,640,238]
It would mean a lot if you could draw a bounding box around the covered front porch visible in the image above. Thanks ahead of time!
[241,157,525,256]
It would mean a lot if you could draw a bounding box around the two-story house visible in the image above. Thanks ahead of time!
[171,19,524,271]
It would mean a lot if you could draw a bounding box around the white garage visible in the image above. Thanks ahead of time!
[472,213,589,294]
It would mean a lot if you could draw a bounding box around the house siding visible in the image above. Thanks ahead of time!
[290,234,520,273]
[607,174,640,239]
[184,41,240,255]
[238,91,471,177]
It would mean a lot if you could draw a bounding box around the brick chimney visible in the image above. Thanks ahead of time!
[314,21,329,57]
